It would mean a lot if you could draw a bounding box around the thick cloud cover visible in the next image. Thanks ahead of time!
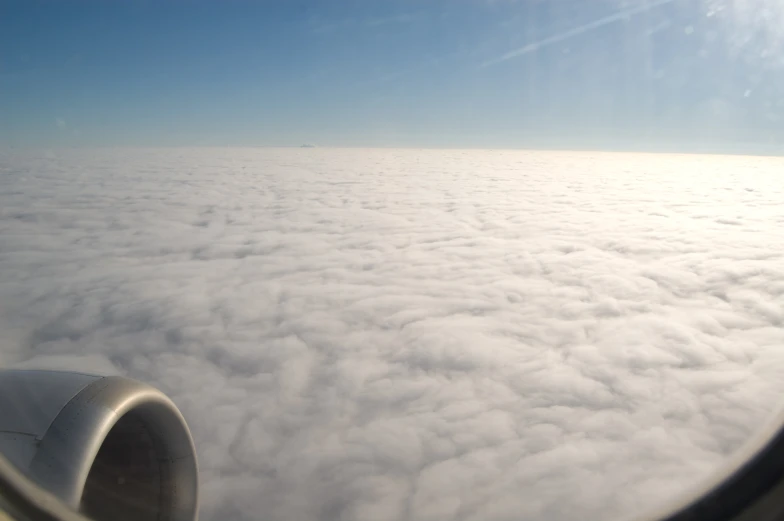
[1,148,783,521]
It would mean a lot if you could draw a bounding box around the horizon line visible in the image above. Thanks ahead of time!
[2,144,783,159]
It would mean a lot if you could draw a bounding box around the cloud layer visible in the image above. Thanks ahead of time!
[1,148,783,521]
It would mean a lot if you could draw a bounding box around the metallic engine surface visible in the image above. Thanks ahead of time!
[0,371,198,521]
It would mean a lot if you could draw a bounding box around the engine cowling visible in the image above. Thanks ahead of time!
[0,370,198,521]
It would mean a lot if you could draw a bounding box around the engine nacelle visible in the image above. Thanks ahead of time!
[0,370,198,521]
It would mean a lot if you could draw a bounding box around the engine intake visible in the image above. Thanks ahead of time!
[0,370,198,521]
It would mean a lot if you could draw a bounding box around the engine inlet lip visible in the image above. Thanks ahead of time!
[26,376,199,521]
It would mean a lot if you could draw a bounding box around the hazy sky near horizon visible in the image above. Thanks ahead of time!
[2,0,784,149]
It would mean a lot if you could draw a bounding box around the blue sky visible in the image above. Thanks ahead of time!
[2,0,783,151]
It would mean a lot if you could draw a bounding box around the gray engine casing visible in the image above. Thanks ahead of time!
[0,370,198,521]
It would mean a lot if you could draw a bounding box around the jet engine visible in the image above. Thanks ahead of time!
[0,370,198,521]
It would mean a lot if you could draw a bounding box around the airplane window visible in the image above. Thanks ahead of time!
[1,1,783,521]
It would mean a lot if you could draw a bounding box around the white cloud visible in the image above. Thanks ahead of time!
[0,148,783,521]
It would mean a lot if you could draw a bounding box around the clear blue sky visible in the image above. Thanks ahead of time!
[2,0,783,151]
